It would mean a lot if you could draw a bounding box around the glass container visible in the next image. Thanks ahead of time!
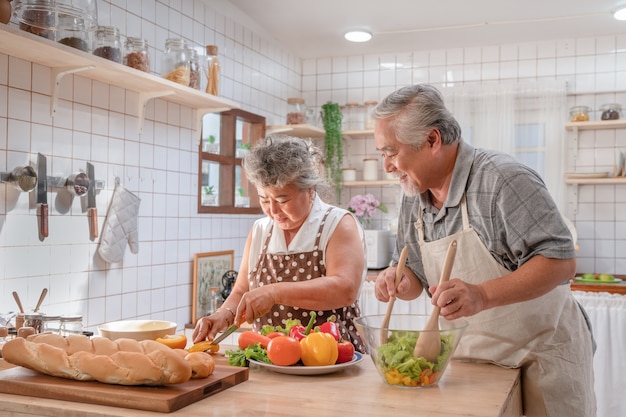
[124,37,150,72]
[41,314,61,334]
[204,44,220,95]
[363,158,380,181]
[286,98,306,124]
[92,26,122,63]
[600,103,622,120]
[162,38,190,85]
[24,312,42,333]
[13,0,97,43]
[364,100,378,129]
[59,315,83,336]
[342,102,359,130]
[187,47,201,89]
[569,106,591,122]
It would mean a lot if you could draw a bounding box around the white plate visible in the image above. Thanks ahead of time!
[564,171,609,179]
[249,352,364,375]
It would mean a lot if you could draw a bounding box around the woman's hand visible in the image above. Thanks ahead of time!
[236,285,279,324]
[192,309,232,344]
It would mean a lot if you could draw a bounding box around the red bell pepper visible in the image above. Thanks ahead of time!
[317,315,341,341]
[289,311,316,341]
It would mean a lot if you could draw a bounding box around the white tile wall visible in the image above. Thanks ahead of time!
[0,1,624,335]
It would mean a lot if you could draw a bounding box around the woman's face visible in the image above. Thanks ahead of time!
[257,183,313,232]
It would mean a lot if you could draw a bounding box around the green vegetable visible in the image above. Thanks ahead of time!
[376,331,454,382]
[260,318,302,336]
[321,102,343,203]
[225,343,271,367]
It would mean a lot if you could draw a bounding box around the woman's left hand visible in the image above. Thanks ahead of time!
[237,286,279,323]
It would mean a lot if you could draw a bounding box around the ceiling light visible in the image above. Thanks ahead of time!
[615,7,626,20]
[344,31,372,42]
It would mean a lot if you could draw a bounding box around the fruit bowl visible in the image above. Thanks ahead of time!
[98,320,177,341]
[354,314,468,388]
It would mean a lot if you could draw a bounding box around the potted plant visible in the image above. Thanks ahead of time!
[321,102,343,203]
[235,186,249,207]
[202,185,217,205]
[236,142,251,158]
[204,134,218,153]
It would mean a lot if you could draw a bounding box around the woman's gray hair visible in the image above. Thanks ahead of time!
[372,84,462,148]
[243,135,330,196]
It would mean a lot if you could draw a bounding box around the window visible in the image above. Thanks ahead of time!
[198,109,265,214]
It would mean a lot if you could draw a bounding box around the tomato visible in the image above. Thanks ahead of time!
[267,336,302,366]
[155,334,188,349]
[188,341,220,353]
[266,331,286,339]
[336,340,355,364]
[238,331,271,350]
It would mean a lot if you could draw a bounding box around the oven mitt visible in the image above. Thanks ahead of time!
[97,178,141,263]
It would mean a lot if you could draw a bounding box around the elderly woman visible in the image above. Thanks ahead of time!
[193,135,367,353]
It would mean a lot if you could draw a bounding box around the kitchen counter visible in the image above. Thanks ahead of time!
[569,275,626,295]
[0,350,522,416]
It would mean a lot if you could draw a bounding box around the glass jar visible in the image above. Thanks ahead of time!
[24,313,42,333]
[56,15,91,52]
[41,314,61,334]
[600,103,622,120]
[287,98,306,124]
[569,106,591,122]
[187,48,201,90]
[59,315,83,336]
[204,45,220,95]
[343,102,359,130]
[124,37,150,72]
[364,100,378,129]
[13,0,98,42]
[363,158,380,181]
[162,38,190,86]
[92,26,122,63]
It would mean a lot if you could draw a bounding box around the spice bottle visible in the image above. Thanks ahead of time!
[124,37,150,72]
[92,26,122,63]
[287,98,306,124]
[188,48,201,90]
[205,45,220,95]
[163,38,190,86]
[59,315,84,336]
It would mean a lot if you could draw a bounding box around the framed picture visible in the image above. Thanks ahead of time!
[192,250,234,324]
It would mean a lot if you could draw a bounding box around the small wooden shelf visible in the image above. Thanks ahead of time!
[267,124,325,138]
[343,180,398,187]
[0,24,238,132]
[565,177,626,185]
[565,120,626,131]
[343,129,375,136]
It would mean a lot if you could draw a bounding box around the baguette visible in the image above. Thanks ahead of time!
[2,333,213,385]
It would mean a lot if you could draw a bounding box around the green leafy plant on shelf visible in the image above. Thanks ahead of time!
[321,102,343,203]
[203,185,215,195]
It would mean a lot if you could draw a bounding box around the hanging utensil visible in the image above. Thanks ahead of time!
[66,171,90,197]
[380,246,408,344]
[413,240,457,361]
[36,153,49,240]
[12,291,25,314]
[33,288,48,313]
[0,166,37,192]
[86,162,98,240]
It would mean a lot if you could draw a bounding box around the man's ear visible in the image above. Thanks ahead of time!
[426,129,441,148]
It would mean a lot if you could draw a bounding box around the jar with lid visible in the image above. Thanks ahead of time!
[24,313,42,333]
[287,98,306,124]
[41,314,61,334]
[59,315,83,336]
[92,26,122,63]
[124,37,150,72]
[569,106,591,122]
[162,38,190,86]
[187,48,201,90]
[13,0,98,42]
[363,158,380,181]
[364,100,378,130]
[600,103,622,120]
[57,15,91,52]
[343,102,360,130]
[204,45,220,95]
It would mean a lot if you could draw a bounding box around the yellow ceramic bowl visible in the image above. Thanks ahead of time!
[98,320,177,341]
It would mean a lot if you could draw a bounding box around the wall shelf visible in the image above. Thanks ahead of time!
[343,180,398,187]
[565,177,626,185]
[565,120,626,131]
[267,124,325,138]
[0,25,238,133]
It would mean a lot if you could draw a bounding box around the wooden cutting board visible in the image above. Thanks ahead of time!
[0,364,248,413]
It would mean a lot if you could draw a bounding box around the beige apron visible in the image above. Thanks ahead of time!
[416,196,595,417]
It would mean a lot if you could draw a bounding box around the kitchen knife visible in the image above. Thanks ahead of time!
[210,324,239,345]
[86,162,98,240]
[36,153,48,240]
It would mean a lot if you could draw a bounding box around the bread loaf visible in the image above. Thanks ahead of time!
[2,333,214,385]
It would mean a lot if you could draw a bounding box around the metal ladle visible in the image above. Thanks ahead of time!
[0,166,37,192]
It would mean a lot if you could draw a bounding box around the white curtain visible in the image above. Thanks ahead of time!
[572,291,626,417]
[441,81,568,210]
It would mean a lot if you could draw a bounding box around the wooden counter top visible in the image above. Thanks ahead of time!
[570,275,626,295]
[0,350,521,416]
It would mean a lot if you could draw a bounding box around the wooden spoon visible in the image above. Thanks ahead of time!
[413,240,457,361]
[380,246,409,344]
[34,288,48,312]
[12,291,24,314]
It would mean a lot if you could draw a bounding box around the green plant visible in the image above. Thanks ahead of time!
[321,102,343,203]
[239,143,250,150]
[237,186,245,197]
[207,134,216,144]
[204,185,215,195]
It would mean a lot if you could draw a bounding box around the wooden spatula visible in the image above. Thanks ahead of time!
[413,239,457,361]
[380,246,409,344]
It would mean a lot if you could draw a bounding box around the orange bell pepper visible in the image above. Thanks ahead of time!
[300,332,338,366]
[155,334,187,349]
